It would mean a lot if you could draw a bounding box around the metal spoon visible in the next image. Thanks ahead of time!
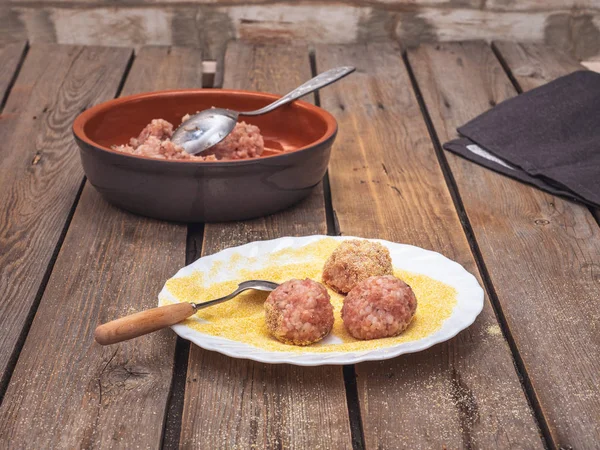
[171,66,355,155]
[94,280,279,345]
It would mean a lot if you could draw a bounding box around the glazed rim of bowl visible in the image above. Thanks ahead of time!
[72,89,338,165]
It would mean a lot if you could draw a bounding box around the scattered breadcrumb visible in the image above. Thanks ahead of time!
[486,325,502,336]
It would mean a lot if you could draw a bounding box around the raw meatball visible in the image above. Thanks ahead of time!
[265,279,334,346]
[342,275,417,340]
[322,240,393,294]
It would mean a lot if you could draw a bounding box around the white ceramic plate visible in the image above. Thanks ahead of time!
[158,235,484,366]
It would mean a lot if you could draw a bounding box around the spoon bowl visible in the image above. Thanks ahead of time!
[171,108,239,155]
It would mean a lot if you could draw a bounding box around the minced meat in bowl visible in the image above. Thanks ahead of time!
[72,89,337,221]
[113,116,265,161]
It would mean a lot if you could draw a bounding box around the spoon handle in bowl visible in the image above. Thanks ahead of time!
[94,303,195,345]
[240,66,355,117]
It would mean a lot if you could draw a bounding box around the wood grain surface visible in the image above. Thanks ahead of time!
[0,46,203,448]
[0,41,26,108]
[179,42,353,450]
[94,302,196,346]
[493,41,585,92]
[0,44,131,391]
[315,43,543,449]
[408,41,600,449]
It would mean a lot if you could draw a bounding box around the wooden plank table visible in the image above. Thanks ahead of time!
[0,39,598,449]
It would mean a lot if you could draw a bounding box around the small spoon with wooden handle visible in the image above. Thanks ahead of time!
[94,280,279,345]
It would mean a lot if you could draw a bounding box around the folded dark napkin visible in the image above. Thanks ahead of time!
[444,70,600,207]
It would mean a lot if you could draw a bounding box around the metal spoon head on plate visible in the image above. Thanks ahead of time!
[191,280,280,311]
[171,108,239,155]
[236,280,280,292]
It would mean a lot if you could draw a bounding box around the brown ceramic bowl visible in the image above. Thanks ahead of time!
[72,89,337,222]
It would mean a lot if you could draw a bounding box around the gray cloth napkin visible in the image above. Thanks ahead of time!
[443,70,600,207]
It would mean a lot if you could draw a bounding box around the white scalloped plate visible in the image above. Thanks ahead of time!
[158,235,484,366]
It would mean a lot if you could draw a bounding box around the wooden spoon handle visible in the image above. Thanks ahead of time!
[94,303,195,345]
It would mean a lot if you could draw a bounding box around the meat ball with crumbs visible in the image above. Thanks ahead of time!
[342,275,417,340]
[265,279,334,346]
[323,240,393,294]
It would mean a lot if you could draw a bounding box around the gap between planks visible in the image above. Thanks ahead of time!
[160,47,213,450]
[0,42,29,112]
[402,46,553,449]
[310,46,366,450]
[161,223,204,450]
[0,40,30,401]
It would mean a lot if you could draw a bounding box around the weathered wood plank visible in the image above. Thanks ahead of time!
[0,46,203,448]
[179,42,352,450]
[493,41,584,91]
[0,41,26,106]
[124,46,204,91]
[408,41,600,449]
[7,0,591,6]
[0,44,131,390]
[316,43,543,449]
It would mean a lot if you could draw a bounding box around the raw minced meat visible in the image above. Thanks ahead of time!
[201,121,264,160]
[264,278,334,346]
[113,116,264,161]
[322,240,393,294]
[130,118,174,147]
[342,275,417,340]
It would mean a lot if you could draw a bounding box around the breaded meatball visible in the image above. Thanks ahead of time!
[322,240,393,294]
[342,275,417,340]
[265,279,334,346]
